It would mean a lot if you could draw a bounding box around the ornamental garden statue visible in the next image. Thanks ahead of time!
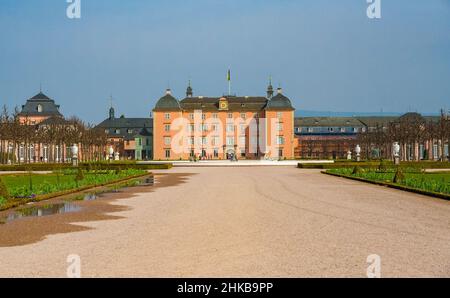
[355,144,361,162]
[393,142,400,165]
[71,144,79,167]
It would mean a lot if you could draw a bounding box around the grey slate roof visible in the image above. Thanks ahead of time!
[180,96,269,112]
[397,112,426,123]
[295,117,365,127]
[19,92,63,117]
[356,116,398,128]
[96,117,153,141]
[266,93,295,111]
[153,87,296,112]
[295,113,442,131]
[38,116,71,126]
[30,92,52,101]
[153,92,181,111]
[135,127,153,137]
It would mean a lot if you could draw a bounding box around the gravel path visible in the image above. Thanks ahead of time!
[0,167,449,277]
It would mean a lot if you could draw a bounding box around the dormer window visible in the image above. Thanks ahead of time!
[37,104,43,113]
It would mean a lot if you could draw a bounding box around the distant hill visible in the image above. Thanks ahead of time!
[295,110,440,117]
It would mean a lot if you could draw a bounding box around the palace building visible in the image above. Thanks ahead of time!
[96,106,153,160]
[152,82,296,160]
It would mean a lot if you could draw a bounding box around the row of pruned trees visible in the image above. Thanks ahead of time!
[298,138,358,159]
[0,105,108,164]
[357,111,450,161]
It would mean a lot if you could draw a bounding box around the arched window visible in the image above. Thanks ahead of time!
[37,104,43,113]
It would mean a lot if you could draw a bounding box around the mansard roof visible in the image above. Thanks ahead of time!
[180,96,269,112]
[19,92,63,117]
[96,117,153,141]
[295,117,365,127]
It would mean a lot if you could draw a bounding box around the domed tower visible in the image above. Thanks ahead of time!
[265,86,296,159]
[154,89,181,111]
[153,88,182,160]
[266,87,294,110]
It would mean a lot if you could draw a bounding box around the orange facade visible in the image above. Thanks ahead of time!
[153,88,296,161]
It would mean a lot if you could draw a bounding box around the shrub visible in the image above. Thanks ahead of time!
[299,161,450,170]
[0,162,172,171]
[377,159,388,173]
[115,166,122,175]
[352,166,362,175]
[75,168,85,186]
[0,177,10,200]
[393,168,405,183]
[25,166,34,192]
[55,168,61,186]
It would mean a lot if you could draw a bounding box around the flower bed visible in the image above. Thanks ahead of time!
[0,169,149,210]
[324,167,450,200]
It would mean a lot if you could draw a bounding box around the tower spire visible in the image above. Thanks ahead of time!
[267,76,274,99]
[186,79,193,97]
[108,95,115,119]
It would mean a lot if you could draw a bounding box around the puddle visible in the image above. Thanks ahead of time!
[6,203,82,222]
[1,174,156,224]
[83,194,98,201]
[0,173,192,247]
[139,177,155,186]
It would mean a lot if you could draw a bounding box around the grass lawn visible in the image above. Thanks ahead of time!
[0,169,147,207]
[327,168,450,195]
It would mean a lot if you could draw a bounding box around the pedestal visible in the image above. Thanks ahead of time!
[356,155,361,162]
[72,157,78,167]
[394,156,400,165]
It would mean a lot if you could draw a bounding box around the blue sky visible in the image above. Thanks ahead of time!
[0,0,449,123]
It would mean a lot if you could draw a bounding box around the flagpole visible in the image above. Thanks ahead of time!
[228,69,231,96]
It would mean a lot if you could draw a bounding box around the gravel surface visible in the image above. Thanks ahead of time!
[0,167,449,277]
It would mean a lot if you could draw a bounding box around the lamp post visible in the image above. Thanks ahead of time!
[71,144,79,167]
[355,144,361,162]
[393,142,400,165]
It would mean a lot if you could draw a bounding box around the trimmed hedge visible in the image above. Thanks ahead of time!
[0,161,172,171]
[79,162,172,170]
[0,171,151,211]
[298,161,450,170]
[323,170,450,200]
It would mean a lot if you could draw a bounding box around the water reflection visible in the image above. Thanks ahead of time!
[140,177,155,186]
[7,203,82,221]
[83,193,97,201]
[2,174,155,223]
